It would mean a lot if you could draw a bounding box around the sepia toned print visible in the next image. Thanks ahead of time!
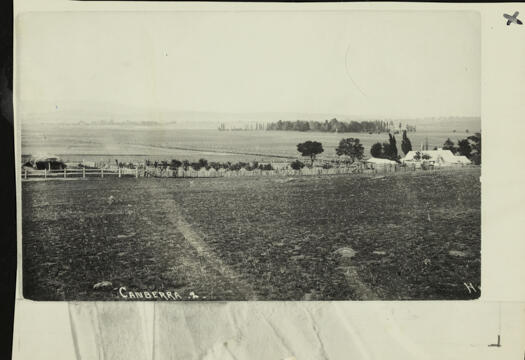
[18,10,480,301]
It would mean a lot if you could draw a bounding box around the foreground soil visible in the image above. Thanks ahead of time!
[22,168,480,300]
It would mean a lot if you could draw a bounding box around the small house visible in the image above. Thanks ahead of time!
[366,157,398,165]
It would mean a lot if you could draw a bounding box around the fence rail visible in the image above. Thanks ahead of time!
[23,167,140,180]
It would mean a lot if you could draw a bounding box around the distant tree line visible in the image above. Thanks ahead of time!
[267,118,416,133]
[218,122,267,131]
[82,119,169,126]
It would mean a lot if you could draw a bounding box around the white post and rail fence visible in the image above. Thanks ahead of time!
[23,167,140,180]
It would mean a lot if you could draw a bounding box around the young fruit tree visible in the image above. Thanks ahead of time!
[297,141,324,166]
[335,138,364,163]
[290,160,305,170]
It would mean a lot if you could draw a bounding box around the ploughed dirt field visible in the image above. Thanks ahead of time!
[22,168,480,300]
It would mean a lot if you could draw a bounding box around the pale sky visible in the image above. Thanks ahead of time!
[16,10,480,119]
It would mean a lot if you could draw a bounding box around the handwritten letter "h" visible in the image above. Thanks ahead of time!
[464,282,478,294]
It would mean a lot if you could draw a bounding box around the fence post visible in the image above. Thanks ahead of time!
[118,168,121,178]
[83,168,86,178]
[101,169,104,178]
[64,168,67,179]
[135,168,138,178]
[24,169,27,179]
[44,168,47,179]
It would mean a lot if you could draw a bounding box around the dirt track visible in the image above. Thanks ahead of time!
[152,186,259,300]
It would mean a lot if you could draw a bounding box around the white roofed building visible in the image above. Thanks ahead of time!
[454,155,472,165]
[401,149,471,166]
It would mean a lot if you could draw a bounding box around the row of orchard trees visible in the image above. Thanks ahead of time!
[146,159,274,172]
[293,131,482,168]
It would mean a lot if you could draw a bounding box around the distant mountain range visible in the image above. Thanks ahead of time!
[18,100,480,132]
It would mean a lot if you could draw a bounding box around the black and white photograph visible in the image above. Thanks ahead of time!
[18,10,481,301]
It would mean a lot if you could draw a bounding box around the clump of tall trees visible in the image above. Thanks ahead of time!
[370,133,400,162]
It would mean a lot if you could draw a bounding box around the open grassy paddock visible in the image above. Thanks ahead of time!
[22,167,480,301]
[22,125,475,163]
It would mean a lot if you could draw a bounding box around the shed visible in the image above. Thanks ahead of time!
[365,157,398,165]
